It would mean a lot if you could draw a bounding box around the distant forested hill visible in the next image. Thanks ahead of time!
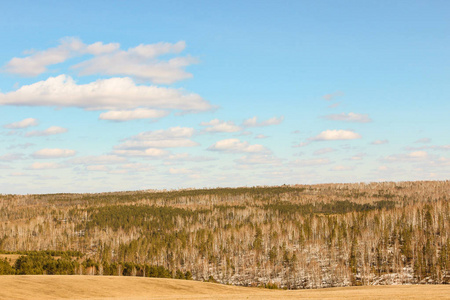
[0,181,449,289]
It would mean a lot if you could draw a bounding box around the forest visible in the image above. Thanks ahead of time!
[0,181,449,289]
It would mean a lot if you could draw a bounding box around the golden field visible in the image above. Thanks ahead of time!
[0,276,449,300]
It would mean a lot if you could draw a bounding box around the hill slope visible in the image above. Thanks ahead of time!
[0,276,449,300]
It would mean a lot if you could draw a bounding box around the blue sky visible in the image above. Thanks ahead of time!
[0,1,449,194]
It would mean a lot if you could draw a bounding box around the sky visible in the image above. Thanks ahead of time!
[0,0,449,194]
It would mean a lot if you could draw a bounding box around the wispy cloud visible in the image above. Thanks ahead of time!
[309,130,361,141]
[116,127,198,149]
[200,119,241,133]
[28,162,64,170]
[26,126,68,137]
[322,112,372,123]
[371,139,389,145]
[415,138,431,144]
[242,116,284,127]
[4,37,119,76]
[208,139,269,153]
[73,41,195,84]
[322,91,344,101]
[99,108,169,122]
[32,148,76,159]
[3,118,38,129]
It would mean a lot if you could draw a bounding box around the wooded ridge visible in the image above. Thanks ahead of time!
[0,181,449,289]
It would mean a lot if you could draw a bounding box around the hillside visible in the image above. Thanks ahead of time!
[0,181,449,288]
[0,275,449,300]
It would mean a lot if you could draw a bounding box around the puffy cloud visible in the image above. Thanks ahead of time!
[309,130,361,141]
[3,118,38,129]
[255,134,268,139]
[322,112,372,123]
[0,75,212,113]
[32,148,76,159]
[322,91,344,101]
[371,139,389,145]
[242,116,284,127]
[116,127,198,149]
[25,126,68,137]
[200,119,241,133]
[99,108,169,121]
[29,162,64,170]
[4,37,119,76]
[73,41,195,84]
[208,139,269,153]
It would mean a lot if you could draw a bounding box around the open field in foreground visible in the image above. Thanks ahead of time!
[0,276,449,300]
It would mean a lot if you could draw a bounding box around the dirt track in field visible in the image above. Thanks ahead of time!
[0,275,449,300]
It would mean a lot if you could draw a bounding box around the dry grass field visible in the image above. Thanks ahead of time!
[0,276,449,300]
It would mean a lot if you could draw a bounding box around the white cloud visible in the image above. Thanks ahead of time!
[382,151,429,162]
[26,126,68,137]
[242,116,284,127]
[322,91,344,101]
[116,127,198,149]
[113,148,169,157]
[313,147,335,155]
[322,112,372,123]
[409,151,428,158]
[291,158,331,166]
[99,108,169,121]
[415,138,431,144]
[293,142,311,148]
[328,102,341,108]
[166,153,215,162]
[3,118,38,129]
[169,167,191,174]
[371,139,389,145]
[0,153,24,161]
[4,37,119,76]
[120,163,152,172]
[86,165,110,171]
[32,148,76,159]
[73,41,195,84]
[235,154,281,165]
[0,75,212,113]
[208,139,269,153]
[7,143,34,150]
[331,165,354,171]
[255,134,268,139]
[309,130,361,141]
[70,155,127,165]
[350,153,366,160]
[200,119,241,133]
[29,162,64,170]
